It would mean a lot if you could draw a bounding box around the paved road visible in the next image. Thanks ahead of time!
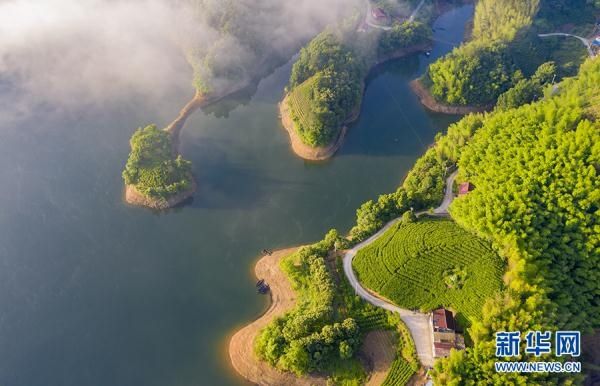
[343,170,458,368]
[538,32,595,57]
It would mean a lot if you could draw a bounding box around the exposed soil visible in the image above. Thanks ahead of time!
[280,43,430,161]
[228,247,328,386]
[124,179,196,210]
[279,95,349,161]
[409,79,491,114]
[360,330,397,386]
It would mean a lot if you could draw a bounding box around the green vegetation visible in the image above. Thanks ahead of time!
[381,360,414,386]
[381,315,419,386]
[287,32,365,147]
[255,230,418,384]
[353,218,504,323]
[496,61,556,109]
[122,125,192,200]
[430,57,600,384]
[348,147,451,242]
[287,20,430,147]
[425,0,540,106]
[378,21,431,57]
[183,0,361,94]
[425,0,600,107]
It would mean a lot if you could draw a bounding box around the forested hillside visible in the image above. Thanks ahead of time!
[424,0,600,107]
[286,20,430,148]
[424,0,540,106]
[181,0,360,95]
[431,57,600,384]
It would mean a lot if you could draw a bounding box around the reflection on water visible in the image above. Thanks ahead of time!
[0,5,472,386]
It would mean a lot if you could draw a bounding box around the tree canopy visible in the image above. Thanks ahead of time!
[122,125,192,199]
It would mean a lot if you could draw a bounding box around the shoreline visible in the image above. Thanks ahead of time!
[228,247,329,386]
[409,78,491,114]
[124,179,196,210]
[279,95,350,161]
[280,43,430,161]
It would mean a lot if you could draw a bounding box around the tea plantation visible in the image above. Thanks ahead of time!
[352,217,504,323]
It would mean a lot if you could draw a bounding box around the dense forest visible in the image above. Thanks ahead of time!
[254,230,418,383]
[423,0,599,107]
[286,31,365,147]
[122,125,193,200]
[430,57,600,384]
[286,20,430,147]
[424,0,540,106]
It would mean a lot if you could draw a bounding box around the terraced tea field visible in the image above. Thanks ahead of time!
[352,218,504,323]
[381,358,415,386]
[288,75,318,130]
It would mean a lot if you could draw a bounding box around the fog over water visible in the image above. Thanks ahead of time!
[0,2,472,385]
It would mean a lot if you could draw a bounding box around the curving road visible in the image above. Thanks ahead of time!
[343,170,457,368]
[362,0,427,31]
[538,32,595,57]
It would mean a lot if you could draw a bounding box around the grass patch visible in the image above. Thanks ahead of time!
[353,217,504,324]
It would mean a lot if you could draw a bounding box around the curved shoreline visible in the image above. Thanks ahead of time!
[280,44,430,161]
[124,84,243,209]
[124,179,196,210]
[409,78,491,114]
[279,95,350,161]
[228,247,329,386]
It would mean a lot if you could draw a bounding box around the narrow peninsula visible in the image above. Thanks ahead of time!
[281,20,431,161]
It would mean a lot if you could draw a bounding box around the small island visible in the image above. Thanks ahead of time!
[123,124,195,209]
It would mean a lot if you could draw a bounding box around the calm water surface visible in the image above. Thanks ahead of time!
[0,5,471,386]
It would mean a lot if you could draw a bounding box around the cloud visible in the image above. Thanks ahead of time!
[0,0,360,122]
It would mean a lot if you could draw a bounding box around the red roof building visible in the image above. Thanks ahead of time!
[458,182,474,196]
[431,308,464,358]
[432,308,456,332]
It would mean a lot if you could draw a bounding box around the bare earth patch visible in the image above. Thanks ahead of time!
[360,330,397,386]
[228,247,328,386]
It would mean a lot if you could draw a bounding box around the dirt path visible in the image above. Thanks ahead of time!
[228,247,328,386]
[361,330,397,386]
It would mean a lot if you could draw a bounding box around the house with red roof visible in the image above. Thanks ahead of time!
[431,308,465,358]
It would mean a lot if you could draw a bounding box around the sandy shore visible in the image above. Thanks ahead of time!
[229,247,329,386]
[124,180,196,210]
[409,79,491,114]
[279,95,349,161]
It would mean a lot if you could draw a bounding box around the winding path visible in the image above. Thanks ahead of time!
[538,32,595,57]
[343,170,457,368]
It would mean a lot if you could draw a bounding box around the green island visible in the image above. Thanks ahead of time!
[353,217,505,324]
[281,18,431,159]
[123,125,194,209]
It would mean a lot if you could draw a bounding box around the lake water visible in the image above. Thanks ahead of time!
[0,5,472,386]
